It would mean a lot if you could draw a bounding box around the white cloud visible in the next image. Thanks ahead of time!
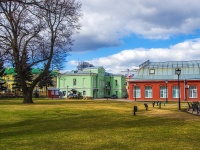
[69,39,200,74]
[72,0,200,52]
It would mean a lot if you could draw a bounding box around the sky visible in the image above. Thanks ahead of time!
[64,0,200,74]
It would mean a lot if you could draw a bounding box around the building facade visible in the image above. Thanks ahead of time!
[1,67,57,96]
[128,60,200,101]
[57,67,127,98]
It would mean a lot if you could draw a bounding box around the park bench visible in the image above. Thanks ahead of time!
[187,102,193,111]
[193,102,200,114]
[144,103,148,110]
[190,102,200,114]
[152,102,155,107]
[187,102,200,115]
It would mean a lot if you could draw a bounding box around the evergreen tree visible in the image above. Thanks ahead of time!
[13,51,33,93]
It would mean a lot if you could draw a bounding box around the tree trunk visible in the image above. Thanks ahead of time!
[23,89,33,103]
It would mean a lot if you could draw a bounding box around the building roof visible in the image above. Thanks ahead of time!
[134,60,200,81]
[4,67,57,76]
[4,68,16,75]
[61,70,97,75]
[31,68,42,75]
[82,66,104,70]
[105,72,124,77]
[140,60,200,69]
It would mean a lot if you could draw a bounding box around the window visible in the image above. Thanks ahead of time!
[73,79,76,86]
[160,86,167,98]
[133,86,141,98]
[145,86,152,98]
[172,86,180,98]
[189,86,197,98]
[115,80,118,86]
[149,69,155,74]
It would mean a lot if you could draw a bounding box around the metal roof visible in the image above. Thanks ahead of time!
[140,60,200,69]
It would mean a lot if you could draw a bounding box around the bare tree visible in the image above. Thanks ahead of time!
[0,0,82,103]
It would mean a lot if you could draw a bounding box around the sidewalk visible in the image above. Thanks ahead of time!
[187,109,200,116]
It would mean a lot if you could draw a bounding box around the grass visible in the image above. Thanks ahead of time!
[0,99,200,150]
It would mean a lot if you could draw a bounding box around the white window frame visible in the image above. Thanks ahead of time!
[189,86,197,98]
[172,86,180,98]
[145,86,152,98]
[160,86,167,98]
[133,86,141,98]
[149,69,155,74]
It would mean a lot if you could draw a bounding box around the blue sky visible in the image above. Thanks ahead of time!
[64,0,200,74]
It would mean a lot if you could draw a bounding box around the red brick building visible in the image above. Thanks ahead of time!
[128,60,200,102]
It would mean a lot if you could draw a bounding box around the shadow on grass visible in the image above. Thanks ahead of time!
[0,109,186,140]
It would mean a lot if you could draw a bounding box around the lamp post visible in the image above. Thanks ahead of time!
[165,80,168,103]
[134,84,136,101]
[66,85,69,98]
[175,68,181,110]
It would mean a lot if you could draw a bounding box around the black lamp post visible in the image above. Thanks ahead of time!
[175,68,181,110]
[165,80,168,103]
[134,84,136,101]
[66,85,69,98]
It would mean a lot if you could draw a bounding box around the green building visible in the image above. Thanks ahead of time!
[57,67,127,99]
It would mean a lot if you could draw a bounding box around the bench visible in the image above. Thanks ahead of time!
[144,103,148,110]
[192,102,200,114]
[152,102,155,107]
[188,102,200,114]
[187,102,193,111]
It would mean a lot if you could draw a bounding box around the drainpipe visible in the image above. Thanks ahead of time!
[184,79,186,101]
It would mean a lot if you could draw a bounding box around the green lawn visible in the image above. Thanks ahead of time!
[0,99,200,150]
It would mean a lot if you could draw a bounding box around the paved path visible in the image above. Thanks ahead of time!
[187,109,200,116]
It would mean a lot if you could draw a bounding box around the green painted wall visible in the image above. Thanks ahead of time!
[57,67,127,99]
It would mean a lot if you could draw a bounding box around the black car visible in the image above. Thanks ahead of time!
[111,94,118,99]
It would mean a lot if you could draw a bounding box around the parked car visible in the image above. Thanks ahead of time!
[111,94,118,99]
[123,94,128,99]
[67,93,77,98]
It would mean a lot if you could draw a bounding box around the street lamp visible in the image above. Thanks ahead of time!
[175,68,181,110]
[165,80,168,103]
[66,85,69,98]
[134,84,136,101]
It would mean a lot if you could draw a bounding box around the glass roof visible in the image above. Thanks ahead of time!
[140,60,200,69]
